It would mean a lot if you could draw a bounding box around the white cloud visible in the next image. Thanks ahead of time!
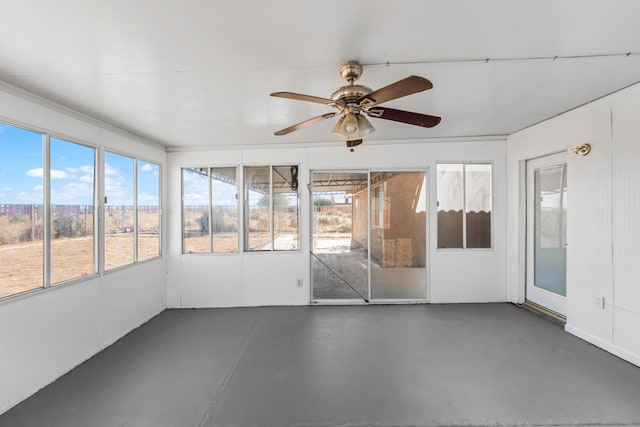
[105,174,133,205]
[79,174,94,183]
[26,168,44,178]
[66,165,93,176]
[105,163,119,176]
[16,190,43,203]
[26,168,68,179]
[140,164,153,172]
[51,181,94,205]
[183,192,208,205]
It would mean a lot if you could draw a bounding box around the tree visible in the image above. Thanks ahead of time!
[313,198,333,207]
[257,194,290,207]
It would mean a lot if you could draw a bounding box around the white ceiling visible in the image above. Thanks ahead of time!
[1,0,640,149]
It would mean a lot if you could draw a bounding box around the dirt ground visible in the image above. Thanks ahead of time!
[0,235,160,299]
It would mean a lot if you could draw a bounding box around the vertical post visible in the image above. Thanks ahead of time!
[31,204,35,241]
[43,134,51,287]
[133,159,139,262]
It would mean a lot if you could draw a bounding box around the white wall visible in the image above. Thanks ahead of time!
[166,139,507,308]
[0,83,168,414]
[507,82,640,367]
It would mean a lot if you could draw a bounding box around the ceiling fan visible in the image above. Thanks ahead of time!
[271,60,441,150]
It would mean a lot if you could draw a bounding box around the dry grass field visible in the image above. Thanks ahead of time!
[0,211,160,299]
[0,235,160,299]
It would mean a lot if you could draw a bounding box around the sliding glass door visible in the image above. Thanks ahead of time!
[311,171,369,301]
[370,172,427,299]
[311,170,427,302]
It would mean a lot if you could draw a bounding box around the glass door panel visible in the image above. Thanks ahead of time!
[370,172,427,299]
[526,153,567,316]
[534,166,567,296]
[311,172,369,301]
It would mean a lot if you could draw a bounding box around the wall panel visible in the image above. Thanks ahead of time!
[167,139,507,308]
[507,81,640,367]
[0,84,167,414]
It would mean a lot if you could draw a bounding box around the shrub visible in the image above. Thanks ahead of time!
[314,198,333,207]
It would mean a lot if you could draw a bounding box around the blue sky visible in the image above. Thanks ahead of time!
[182,168,237,207]
[1,122,159,206]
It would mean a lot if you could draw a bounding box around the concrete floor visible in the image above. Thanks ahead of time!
[312,247,426,300]
[2,304,640,427]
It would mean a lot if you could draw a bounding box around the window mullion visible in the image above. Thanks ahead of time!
[270,166,274,251]
[208,168,213,253]
[94,148,100,275]
[43,134,51,287]
[133,159,139,262]
[462,163,467,249]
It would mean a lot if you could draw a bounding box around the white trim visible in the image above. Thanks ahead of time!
[565,324,640,367]
[166,135,509,152]
[43,133,51,288]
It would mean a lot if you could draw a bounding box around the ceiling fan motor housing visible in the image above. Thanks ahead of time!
[331,85,372,105]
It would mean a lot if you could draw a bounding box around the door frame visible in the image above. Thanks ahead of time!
[309,169,370,304]
[525,152,568,316]
[309,168,429,305]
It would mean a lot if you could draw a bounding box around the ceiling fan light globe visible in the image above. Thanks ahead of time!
[357,114,375,136]
[340,112,360,138]
[332,116,348,140]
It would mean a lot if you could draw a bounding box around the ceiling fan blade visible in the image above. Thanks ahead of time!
[358,76,433,107]
[346,139,363,148]
[366,107,441,128]
[271,91,334,105]
[274,112,337,136]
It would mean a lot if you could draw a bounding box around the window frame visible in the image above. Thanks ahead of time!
[103,149,163,273]
[48,135,99,285]
[136,159,162,262]
[436,162,493,250]
[372,183,385,228]
[243,164,300,253]
[181,165,240,255]
[0,120,102,302]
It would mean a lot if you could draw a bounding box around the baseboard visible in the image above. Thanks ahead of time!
[565,324,640,367]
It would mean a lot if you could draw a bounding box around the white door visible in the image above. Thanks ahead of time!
[526,153,567,316]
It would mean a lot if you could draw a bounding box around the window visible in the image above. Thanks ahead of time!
[138,161,161,261]
[182,168,209,253]
[1,123,102,300]
[105,152,161,269]
[353,194,359,221]
[437,163,492,249]
[244,165,299,252]
[0,121,160,300]
[50,137,96,283]
[373,184,384,227]
[105,152,135,269]
[0,123,44,298]
[181,167,239,254]
[211,167,238,253]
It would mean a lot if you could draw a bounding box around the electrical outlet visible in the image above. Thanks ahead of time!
[596,297,605,309]
[296,278,303,288]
